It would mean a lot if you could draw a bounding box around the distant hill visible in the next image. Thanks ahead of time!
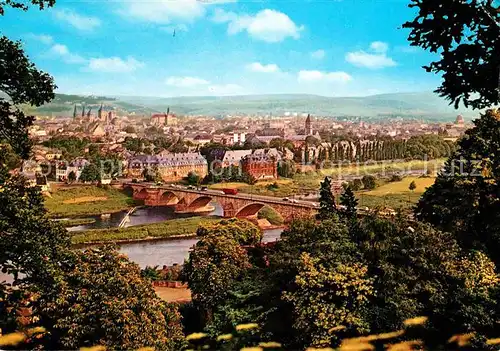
[27,92,481,121]
[113,92,478,121]
[23,93,157,117]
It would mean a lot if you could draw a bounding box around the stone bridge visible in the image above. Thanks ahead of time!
[123,183,317,222]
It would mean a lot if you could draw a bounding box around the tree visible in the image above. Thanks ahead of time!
[403,0,500,109]
[67,170,76,183]
[28,247,184,350]
[0,3,185,349]
[416,109,500,266]
[124,125,135,134]
[340,185,358,220]
[317,177,336,220]
[277,159,296,178]
[283,253,373,347]
[0,37,55,158]
[142,164,162,183]
[196,218,263,246]
[183,234,251,320]
[186,171,201,186]
[408,180,417,192]
[349,178,363,191]
[78,163,101,183]
[361,175,376,190]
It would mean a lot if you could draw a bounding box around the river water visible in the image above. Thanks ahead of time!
[1,203,282,283]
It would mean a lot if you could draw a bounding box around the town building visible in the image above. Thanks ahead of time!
[127,153,207,182]
[241,153,277,180]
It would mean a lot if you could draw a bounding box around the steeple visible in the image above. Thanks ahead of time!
[98,104,103,121]
[73,105,77,119]
[305,114,312,135]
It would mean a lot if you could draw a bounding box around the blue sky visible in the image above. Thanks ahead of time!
[1,0,442,97]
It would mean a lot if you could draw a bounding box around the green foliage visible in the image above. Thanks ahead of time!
[67,170,76,183]
[283,253,373,347]
[416,109,500,267]
[196,218,263,246]
[390,173,403,182]
[42,136,90,159]
[257,206,284,226]
[0,36,55,157]
[186,171,201,185]
[183,234,251,314]
[317,177,336,220]
[403,0,500,109]
[340,186,358,220]
[71,216,220,244]
[78,163,101,182]
[409,180,417,191]
[361,175,376,190]
[277,159,296,178]
[141,265,162,281]
[142,164,162,183]
[349,178,363,191]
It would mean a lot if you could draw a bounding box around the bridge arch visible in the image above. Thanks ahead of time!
[234,202,267,218]
[186,196,214,211]
[159,190,180,205]
[123,185,135,197]
[134,188,148,200]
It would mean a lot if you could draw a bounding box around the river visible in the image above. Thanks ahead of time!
[1,203,282,283]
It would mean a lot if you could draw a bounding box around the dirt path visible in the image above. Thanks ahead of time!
[154,287,191,303]
[63,196,108,204]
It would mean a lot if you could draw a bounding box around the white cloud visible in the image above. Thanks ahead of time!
[310,49,325,60]
[345,41,396,69]
[28,33,53,44]
[165,76,210,87]
[207,83,243,95]
[212,8,303,43]
[370,41,388,53]
[120,0,206,24]
[297,70,352,83]
[87,57,144,73]
[49,44,86,64]
[246,62,280,73]
[53,8,101,31]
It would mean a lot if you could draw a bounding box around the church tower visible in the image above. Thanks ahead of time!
[305,114,312,135]
[98,104,104,121]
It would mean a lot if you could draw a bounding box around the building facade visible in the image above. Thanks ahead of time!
[241,154,277,180]
[127,153,208,182]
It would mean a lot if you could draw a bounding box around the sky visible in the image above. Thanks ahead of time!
[1,0,443,97]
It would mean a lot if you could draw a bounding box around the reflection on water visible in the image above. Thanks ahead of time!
[119,228,283,268]
[66,202,225,232]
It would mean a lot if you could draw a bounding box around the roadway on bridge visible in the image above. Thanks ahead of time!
[127,182,319,209]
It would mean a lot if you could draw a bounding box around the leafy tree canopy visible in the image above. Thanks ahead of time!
[403,0,500,109]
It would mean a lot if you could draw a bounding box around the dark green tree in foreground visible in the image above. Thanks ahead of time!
[0,1,185,349]
[317,176,336,220]
[403,0,500,109]
[340,185,358,220]
[416,109,500,267]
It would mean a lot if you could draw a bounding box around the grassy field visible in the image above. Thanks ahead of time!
[355,176,435,210]
[154,287,191,303]
[58,218,96,227]
[45,187,137,218]
[71,216,221,244]
[209,159,444,199]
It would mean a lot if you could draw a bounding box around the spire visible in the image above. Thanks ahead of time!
[73,105,77,119]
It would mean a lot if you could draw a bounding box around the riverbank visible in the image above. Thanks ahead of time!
[58,218,96,227]
[71,216,221,245]
[44,186,137,218]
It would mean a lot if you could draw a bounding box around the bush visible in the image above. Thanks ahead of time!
[389,174,403,182]
[350,178,363,191]
[362,175,377,190]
